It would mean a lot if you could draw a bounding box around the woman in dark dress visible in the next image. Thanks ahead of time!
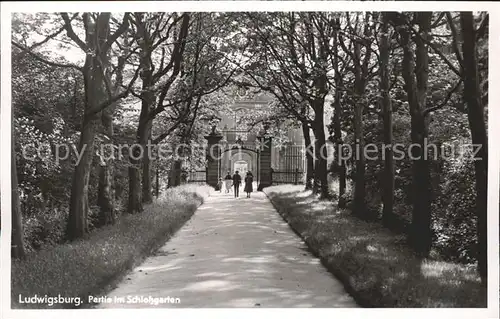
[224,171,232,193]
[244,171,253,198]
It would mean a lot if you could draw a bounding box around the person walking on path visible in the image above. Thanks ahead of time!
[224,171,232,193]
[232,171,242,198]
[244,171,253,198]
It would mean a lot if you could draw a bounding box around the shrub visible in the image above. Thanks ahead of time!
[23,206,68,252]
[12,184,211,309]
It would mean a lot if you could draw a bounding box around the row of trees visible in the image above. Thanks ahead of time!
[11,12,242,255]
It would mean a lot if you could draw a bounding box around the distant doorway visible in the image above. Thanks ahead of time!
[233,160,248,175]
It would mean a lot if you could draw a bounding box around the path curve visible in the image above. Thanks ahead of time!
[97,190,358,308]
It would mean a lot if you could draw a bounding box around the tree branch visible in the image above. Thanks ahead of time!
[87,65,141,115]
[102,13,130,53]
[409,25,462,77]
[14,13,77,60]
[476,13,489,40]
[423,78,462,116]
[445,12,464,72]
[430,12,446,28]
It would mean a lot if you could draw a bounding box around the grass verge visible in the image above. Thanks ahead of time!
[11,184,211,309]
[264,185,486,308]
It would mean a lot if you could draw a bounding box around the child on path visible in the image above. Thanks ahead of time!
[232,171,242,198]
[224,171,232,193]
[217,178,223,192]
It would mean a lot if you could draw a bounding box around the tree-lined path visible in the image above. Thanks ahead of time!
[98,190,357,308]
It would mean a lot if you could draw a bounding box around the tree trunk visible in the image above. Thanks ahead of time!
[128,115,152,214]
[128,164,143,214]
[352,13,375,219]
[67,13,113,239]
[136,13,156,205]
[68,59,98,239]
[139,98,154,204]
[155,164,160,197]
[302,121,314,190]
[169,159,182,187]
[460,11,488,284]
[352,95,366,217]
[380,13,395,228]
[332,27,346,207]
[142,142,153,203]
[400,13,433,256]
[67,115,97,239]
[11,131,26,259]
[352,72,366,217]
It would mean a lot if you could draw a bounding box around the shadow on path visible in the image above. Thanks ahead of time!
[267,188,485,308]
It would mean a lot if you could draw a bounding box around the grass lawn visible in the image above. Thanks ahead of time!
[11,184,211,309]
[264,185,486,308]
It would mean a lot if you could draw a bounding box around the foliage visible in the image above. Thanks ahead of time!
[265,185,485,307]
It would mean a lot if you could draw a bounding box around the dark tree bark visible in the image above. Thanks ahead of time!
[97,33,128,226]
[12,130,26,259]
[142,146,153,203]
[352,80,366,218]
[337,13,374,219]
[97,104,116,226]
[155,164,160,197]
[302,121,314,190]
[399,12,433,256]
[138,14,155,205]
[16,13,132,240]
[126,12,155,212]
[66,13,133,238]
[169,159,182,187]
[240,13,329,196]
[380,13,395,227]
[128,13,190,209]
[460,11,488,284]
[128,120,150,214]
